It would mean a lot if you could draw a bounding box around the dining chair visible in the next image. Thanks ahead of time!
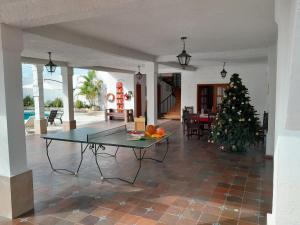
[184,106,194,114]
[185,113,202,139]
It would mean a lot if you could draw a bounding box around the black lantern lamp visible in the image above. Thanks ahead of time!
[220,62,227,78]
[177,37,192,69]
[45,52,57,74]
[135,65,143,80]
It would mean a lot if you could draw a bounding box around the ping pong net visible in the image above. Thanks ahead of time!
[86,125,127,142]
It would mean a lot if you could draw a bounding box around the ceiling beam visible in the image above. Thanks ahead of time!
[158,62,198,71]
[26,27,155,62]
[21,56,69,67]
[77,66,135,74]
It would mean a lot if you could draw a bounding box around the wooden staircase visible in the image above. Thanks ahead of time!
[162,88,181,120]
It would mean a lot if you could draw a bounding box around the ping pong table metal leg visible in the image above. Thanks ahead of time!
[93,144,104,179]
[141,138,170,163]
[45,139,89,176]
[132,148,138,160]
[102,148,143,184]
[75,143,90,175]
[95,145,119,158]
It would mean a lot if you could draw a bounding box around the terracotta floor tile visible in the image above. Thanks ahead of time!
[173,198,190,208]
[107,210,125,222]
[136,217,157,225]
[159,213,179,225]
[80,215,99,225]
[220,207,239,220]
[182,208,201,221]
[176,218,198,225]
[0,121,273,225]
[65,211,89,223]
[238,221,257,225]
[199,213,219,224]
[165,206,184,215]
[189,201,205,212]
[203,205,221,216]
[118,213,141,224]
[91,207,112,217]
[218,217,238,225]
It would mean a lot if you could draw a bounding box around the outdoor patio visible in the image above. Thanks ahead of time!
[0,120,272,225]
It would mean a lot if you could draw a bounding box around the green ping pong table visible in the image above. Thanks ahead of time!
[41,125,171,184]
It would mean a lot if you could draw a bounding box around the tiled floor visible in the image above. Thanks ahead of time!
[0,120,273,225]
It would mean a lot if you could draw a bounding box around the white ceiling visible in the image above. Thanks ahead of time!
[9,0,276,71]
[53,0,276,56]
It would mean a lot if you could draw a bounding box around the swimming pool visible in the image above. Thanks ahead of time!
[24,111,49,120]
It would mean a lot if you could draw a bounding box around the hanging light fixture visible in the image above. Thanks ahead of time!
[45,52,57,74]
[177,37,192,69]
[220,62,227,78]
[135,65,143,80]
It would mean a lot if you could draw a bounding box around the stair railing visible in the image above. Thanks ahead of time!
[159,92,176,117]
[158,73,181,117]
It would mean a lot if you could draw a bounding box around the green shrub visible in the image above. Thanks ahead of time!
[75,100,84,109]
[52,98,63,108]
[23,96,34,107]
[44,100,53,107]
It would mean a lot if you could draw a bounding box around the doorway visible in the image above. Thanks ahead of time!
[136,83,142,117]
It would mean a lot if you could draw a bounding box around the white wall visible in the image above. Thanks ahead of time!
[96,71,135,111]
[181,62,268,123]
[269,0,300,225]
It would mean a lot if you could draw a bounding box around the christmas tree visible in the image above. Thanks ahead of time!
[209,73,260,152]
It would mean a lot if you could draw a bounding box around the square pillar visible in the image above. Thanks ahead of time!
[32,64,47,134]
[62,67,76,130]
[266,47,277,156]
[146,62,158,125]
[0,24,33,218]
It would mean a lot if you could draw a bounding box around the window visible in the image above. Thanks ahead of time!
[197,84,228,113]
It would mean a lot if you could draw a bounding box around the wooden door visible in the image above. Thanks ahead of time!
[136,83,142,117]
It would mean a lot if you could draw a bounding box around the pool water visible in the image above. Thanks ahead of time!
[24,111,49,120]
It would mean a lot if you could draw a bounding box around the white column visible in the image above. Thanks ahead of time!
[62,66,76,130]
[0,24,33,218]
[269,0,300,225]
[32,64,47,134]
[146,62,158,125]
[265,47,277,156]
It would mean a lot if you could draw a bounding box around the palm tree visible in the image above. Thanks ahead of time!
[79,70,103,107]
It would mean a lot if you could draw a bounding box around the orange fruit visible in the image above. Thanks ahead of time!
[156,127,165,136]
[146,125,156,135]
